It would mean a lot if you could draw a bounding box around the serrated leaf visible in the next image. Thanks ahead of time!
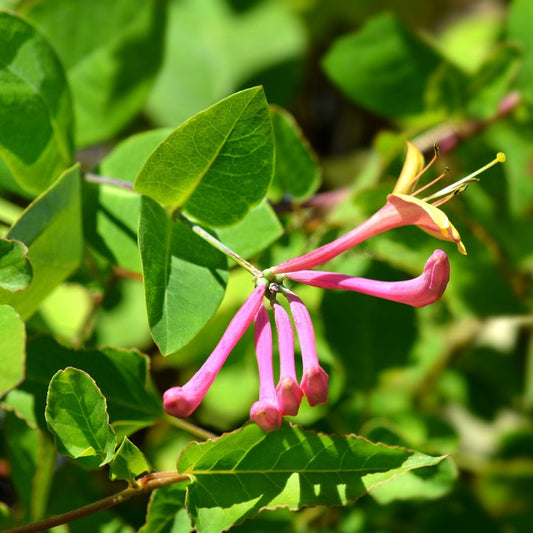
[0,239,32,292]
[0,164,82,318]
[269,106,321,202]
[322,13,444,117]
[139,197,228,355]
[21,0,165,146]
[0,11,73,193]
[0,304,25,398]
[135,87,274,228]
[22,336,163,437]
[178,423,451,532]
[45,367,117,469]
[141,483,192,533]
[109,437,152,484]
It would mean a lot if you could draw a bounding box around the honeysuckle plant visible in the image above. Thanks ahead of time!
[163,141,504,432]
[1,4,527,533]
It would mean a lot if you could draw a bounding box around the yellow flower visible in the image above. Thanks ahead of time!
[387,141,505,255]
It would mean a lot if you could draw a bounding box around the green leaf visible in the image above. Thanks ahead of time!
[0,164,82,319]
[2,409,55,522]
[109,437,152,484]
[465,44,521,120]
[178,423,451,532]
[21,0,165,146]
[0,304,25,398]
[135,87,274,228]
[269,106,321,202]
[83,128,172,274]
[0,239,32,292]
[216,201,282,261]
[322,13,445,118]
[139,197,228,355]
[507,0,533,105]
[146,0,306,127]
[0,11,73,193]
[45,367,117,469]
[22,336,163,437]
[141,483,192,533]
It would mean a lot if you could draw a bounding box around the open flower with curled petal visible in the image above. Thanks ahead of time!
[267,142,505,275]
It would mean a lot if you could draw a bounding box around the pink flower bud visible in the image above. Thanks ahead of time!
[163,283,266,418]
[301,365,329,406]
[286,249,450,308]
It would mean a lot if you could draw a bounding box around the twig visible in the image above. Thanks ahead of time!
[4,471,188,533]
[84,173,135,191]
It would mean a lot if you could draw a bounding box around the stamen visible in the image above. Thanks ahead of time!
[422,153,506,204]
[412,168,449,197]
[404,144,440,193]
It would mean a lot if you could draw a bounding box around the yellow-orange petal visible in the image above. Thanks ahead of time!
[387,194,467,255]
[392,140,426,195]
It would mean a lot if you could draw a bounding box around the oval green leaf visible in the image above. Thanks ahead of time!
[45,367,117,469]
[21,0,165,147]
[135,87,274,228]
[0,11,73,193]
[178,423,452,533]
[83,128,172,274]
[0,304,25,397]
[322,13,443,118]
[0,164,82,319]
[0,239,32,292]
[269,105,321,202]
[139,197,228,355]
[109,436,152,484]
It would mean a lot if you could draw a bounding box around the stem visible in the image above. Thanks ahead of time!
[85,173,134,191]
[84,173,262,276]
[166,414,217,440]
[175,212,262,276]
[4,471,188,533]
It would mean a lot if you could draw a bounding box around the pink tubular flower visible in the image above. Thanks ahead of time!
[284,290,329,406]
[285,249,450,308]
[273,301,303,416]
[249,305,282,431]
[268,143,505,275]
[163,283,266,418]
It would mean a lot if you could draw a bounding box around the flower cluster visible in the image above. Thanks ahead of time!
[163,143,505,431]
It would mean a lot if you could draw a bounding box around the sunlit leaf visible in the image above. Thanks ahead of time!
[269,105,321,202]
[135,87,274,228]
[21,0,165,146]
[0,11,73,192]
[0,239,32,292]
[22,336,163,437]
[141,483,192,533]
[45,367,117,469]
[0,304,25,398]
[139,197,228,355]
[178,423,451,532]
[109,437,152,484]
[0,164,82,319]
[323,13,445,117]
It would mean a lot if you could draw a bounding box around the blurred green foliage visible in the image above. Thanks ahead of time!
[1,0,533,531]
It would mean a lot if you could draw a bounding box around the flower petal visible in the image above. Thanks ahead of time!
[392,140,425,195]
[285,290,329,405]
[163,283,266,418]
[286,249,450,308]
[387,194,466,254]
[273,301,303,416]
